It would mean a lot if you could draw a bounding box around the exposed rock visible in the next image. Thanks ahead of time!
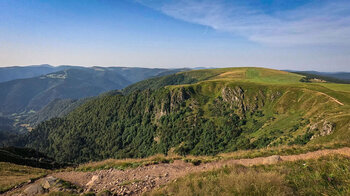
[170,87,190,111]
[23,184,45,196]
[310,123,318,131]
[41,176,58,189]
[221,86,266,115]
[263,155,282,164]
[155,87,191,119]
[86,175,100,187]
[310,121,335,140]
[221,86,246,113]
[155,102,168,119]
[320,121,335,136]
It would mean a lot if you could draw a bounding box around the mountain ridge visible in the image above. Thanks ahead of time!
[21,67,350,163]
[0,67,187,115]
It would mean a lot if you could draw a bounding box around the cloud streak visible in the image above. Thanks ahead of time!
[138,0,350,46]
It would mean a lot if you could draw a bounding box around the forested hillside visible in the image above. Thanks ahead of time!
[0,67,186,115]
[293,71,350,82]
[23,98,88,126]
[0,117,16,146]
[22,68,350,163]
[291,71,350,84]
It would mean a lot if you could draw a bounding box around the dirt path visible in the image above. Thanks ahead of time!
[318,92,344,106]
[47,147,350,195]
[4,147,350,195]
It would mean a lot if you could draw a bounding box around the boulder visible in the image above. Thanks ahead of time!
[23,184,45,196]
[86,175,100,187]
[41,176,58,189]
[263,155,282,164]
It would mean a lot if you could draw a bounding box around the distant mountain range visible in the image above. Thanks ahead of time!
[0,64,70,83]
[0,65,187,115]
[301,71,350,81]
[284,70,350,83]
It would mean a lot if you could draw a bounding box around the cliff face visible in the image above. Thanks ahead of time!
[221,86,267,116]
[155,87,191,119]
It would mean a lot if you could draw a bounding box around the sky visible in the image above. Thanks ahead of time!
[0,0,350,71]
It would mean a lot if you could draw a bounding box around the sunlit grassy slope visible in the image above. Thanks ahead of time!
[0,162,47,193]
[167,67,350,146]
[176,67,303,83]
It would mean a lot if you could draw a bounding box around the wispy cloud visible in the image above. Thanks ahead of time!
[137,0,350,46]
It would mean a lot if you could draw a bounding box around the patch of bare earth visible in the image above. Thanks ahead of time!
[5,147,350,196]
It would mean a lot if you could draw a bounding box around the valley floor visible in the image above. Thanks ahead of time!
[4,147,350,195]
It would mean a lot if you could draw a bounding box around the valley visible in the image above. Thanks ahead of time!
[0,66,187,137]
[2,1,350,195]
[1,67,350,195]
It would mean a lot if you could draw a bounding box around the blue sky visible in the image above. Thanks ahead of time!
[0,0,349,71]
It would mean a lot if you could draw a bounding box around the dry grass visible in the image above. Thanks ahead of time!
[66,142,348,173]
[147,165,293,196]
[71,154,182,172]
[0,162,47,193]
[147,154,350,196]
[217,142,348,160]
[215,69,247,79]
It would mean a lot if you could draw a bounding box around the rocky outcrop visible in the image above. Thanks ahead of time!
[221,86,266,115]
[155,87,191,119]
[221,86,246,113]
[320,121,335,136]
[170,87,190,111]
[310,121,335,140]
[41,176,58,189]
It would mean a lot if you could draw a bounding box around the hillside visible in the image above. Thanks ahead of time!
[0,65,188,84]
[23,98,88,127]
[293,71,350,82]
[0,146,65,169]
[0,67,186,115]
[123,67,304,93]
[0,68,126,115]
[0,117,17,146]
[22,67,350,163]
[289,71,350,84]
[0,64,69,83]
